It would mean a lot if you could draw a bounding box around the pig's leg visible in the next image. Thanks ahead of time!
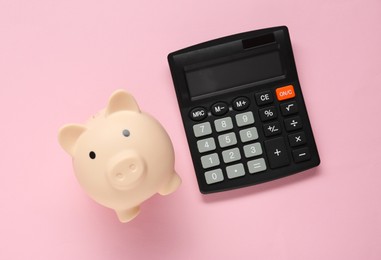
[115,206,140,223]
[158,172,181,195]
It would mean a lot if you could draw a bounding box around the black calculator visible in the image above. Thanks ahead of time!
[168,26,320,194]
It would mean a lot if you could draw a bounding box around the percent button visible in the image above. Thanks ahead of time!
[259,106,277,121]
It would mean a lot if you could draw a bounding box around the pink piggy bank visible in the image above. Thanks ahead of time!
[58,90,181,222]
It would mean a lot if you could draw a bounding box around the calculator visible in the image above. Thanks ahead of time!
[168,26,320,194]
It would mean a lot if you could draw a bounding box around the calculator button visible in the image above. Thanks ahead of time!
[222,148,241,163]
[255,90,273,106]
[218,132,237,148]
[235,111,254,127]
[190,107,207,121]
[275,85,295,101]
[197,137,216,153]
[226,163,245,179]
[232,96,250,111]
[193,122,212,137]
[247,158,267,174]
[292,147,311,163]
[259,106,277,121]
[288,132,306,147]
[239,127,258,142]
[204,169,224,184]
[211,102,228,116]
[243,142,263,158]
[280,101,298,116]
[201,153,220,169]
[284,116,302,131]
[214,117,233,132]
[264,137,290,168]
[263,121,282,137]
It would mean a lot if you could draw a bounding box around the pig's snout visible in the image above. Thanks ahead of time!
[107,151,146,190]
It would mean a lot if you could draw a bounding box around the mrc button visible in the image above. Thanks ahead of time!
[189,107,207,121]
[276,85,295,101]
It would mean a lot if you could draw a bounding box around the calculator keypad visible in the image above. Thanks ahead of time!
[188,84,317,191]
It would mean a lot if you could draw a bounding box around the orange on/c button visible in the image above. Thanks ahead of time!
[276,85,295,101]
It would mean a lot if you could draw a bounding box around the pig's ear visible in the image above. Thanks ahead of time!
[106,90,140,116]
[58,124,87,156]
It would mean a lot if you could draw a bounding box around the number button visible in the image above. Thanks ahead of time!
[222,148,241,163]
[218,132,237,148]
[197,137,216,153]
[239,127,258,143]
[243,143,263,158]
[193,122,212,137]
[204,169,224,184]
[235,111,254,127]
[200,153,220,169]
[214,117,233,132]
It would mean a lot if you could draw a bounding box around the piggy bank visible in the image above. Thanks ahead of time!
[58,90,181,222]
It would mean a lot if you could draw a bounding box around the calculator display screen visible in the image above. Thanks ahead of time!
[186,51,283,98]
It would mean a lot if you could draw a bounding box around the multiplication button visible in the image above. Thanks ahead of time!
[288,132,306,147]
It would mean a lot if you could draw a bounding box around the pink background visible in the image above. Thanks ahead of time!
[1,0,380,259]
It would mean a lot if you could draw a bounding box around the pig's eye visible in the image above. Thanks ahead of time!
[122,129,130,137]
[89,151,96,159]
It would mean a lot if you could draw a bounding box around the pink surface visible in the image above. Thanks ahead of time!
[1,0,380,259]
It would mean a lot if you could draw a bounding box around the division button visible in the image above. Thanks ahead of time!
[204,169,224,184]
[292,147,311,163]
[284,116,303,131]
[189,107,207,121]
[211,102,229,116]
[255,90,274,106]
[264,137,290,168]
[232,96,250,111]
[288,132,306,147]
